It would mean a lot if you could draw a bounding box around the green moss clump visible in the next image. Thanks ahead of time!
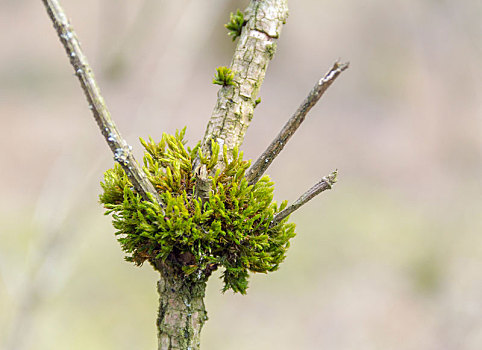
[213,66,235,87]
[100,128,295,294]
[225,10,245,42]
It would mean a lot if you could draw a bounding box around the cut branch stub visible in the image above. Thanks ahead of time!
[245,61,349,185]
[41,0,161,203]
[270,170,338,227]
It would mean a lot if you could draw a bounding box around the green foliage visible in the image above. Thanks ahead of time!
[225,10,245,41]
[100,128,296,294]
[254,97,261,108]
[213,66,235,87]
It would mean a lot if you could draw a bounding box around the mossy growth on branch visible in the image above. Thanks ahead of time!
[100,128,295,294]
[254,97,262,108]
[225,9,245,42]
[212,66,235,87]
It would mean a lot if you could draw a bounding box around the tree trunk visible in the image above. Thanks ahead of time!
[156,269,208,350]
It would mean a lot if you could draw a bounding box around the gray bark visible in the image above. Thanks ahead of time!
[194,0,289,201]
[156,268,208,350]
[41,1,291,349]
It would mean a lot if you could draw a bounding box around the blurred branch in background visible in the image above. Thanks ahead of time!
[98,0,166,81]
[131,0,231,126]
[1,152,103,350]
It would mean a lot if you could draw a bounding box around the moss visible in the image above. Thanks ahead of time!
[100,128,296,294]
[213,66,235,87]
[254,97,261,108]
[225,10,246,42]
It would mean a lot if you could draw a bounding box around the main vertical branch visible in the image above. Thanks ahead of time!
[201,0,288,152]
[195,0,289,201]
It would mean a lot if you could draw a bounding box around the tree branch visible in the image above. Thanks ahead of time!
[270,170,338,228]
[194,0,289,200]
[41,0,161,203]
[245,61,349,185]
[201,0,288,151]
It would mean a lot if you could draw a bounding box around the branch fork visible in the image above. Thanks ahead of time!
[41,0,349,349]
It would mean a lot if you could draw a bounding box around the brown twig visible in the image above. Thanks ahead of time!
[41,0,161,203]
[245,61,349,185]
[270,170,338,228]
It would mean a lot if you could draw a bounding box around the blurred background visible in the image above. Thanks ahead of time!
[1,0,481,349]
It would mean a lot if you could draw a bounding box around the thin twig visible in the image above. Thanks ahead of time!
[41,0,161,203]
[245,61,349,185]
[270,170,338,228]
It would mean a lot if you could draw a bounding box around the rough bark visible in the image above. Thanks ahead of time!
[156,269,208,350]
[201,0,288,151]
[195,0,289,201]
[245,61,349,185]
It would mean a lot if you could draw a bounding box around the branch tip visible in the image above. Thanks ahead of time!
[270,169,338,227]
[322,169,338,189]
[246,59,348,185]
[335,60,350,71]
